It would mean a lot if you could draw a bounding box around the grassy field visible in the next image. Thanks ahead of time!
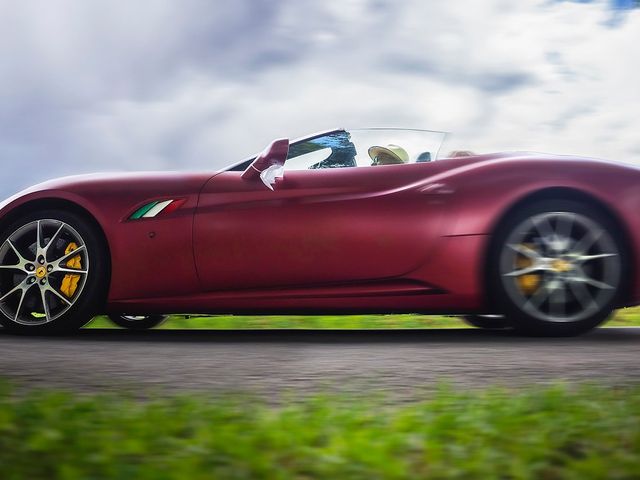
[1,382,639,479]
[87,305,640,329]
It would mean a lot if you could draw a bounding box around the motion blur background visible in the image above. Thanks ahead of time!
[1,0,639,199]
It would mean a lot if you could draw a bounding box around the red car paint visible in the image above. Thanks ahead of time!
[2,146,640,317]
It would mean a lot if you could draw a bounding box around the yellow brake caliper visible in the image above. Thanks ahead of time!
[516,243,541,296]
[60,242,82,298]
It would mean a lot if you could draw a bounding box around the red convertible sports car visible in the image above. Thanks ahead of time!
[0,128,638,336]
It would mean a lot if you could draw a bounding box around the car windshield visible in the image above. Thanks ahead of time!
[225,128,448,172]
[350,128,447,166]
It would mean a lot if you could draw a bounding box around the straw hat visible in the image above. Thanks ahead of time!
[368,144,410,165]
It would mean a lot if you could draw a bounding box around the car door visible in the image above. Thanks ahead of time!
[193,132,446,292]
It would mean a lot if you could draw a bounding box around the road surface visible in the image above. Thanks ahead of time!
[1,328,639,399]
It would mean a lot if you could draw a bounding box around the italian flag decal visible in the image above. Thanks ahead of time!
[130,199,185,219]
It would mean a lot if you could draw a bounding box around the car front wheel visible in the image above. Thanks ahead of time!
[0,210,108,334]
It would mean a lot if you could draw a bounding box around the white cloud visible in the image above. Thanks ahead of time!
[0,0,638,198]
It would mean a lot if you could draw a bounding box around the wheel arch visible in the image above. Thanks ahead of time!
[484,186,635,306]
[0,197,112,307]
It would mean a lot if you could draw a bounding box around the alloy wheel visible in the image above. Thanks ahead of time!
[499,211,621,323]
[0,219,89,325]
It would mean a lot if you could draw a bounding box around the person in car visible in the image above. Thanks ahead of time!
[368,144,410,166]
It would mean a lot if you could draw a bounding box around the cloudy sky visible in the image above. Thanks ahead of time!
[0,0,639,198]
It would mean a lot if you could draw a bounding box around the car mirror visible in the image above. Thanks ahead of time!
[259,164,285,191]
[241,138,289,190]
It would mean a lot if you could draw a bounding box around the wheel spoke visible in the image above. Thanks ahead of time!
[572,229,603,256]
[0,265,24,271]
[556,214,573,242]
[43,222,65,256]
[51,266,88,275]
[36,220,43,251]
[54,245,86,265]
[6,239,33,264]
[568,272,614,290]
[548,281,566,318]
[504,265,543,277]
[574,253,617,263]
[533,216,555,249]
[582,278,614,290]
[14,284,32,322]
[0,280,27,302]
[45,284,72,306]
[525,283,550,310]
[567,279,597,310]
[507,243,540,259]
[39,287,51,322]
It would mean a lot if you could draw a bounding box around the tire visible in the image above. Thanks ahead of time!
[108,314,168,330]
[488,199,627,337]
[0,209,109,334]
[463,314,511,330]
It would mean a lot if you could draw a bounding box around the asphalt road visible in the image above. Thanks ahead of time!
[1,328,640,399]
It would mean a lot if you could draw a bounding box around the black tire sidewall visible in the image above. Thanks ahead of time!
[0,209,108,334]
[487,199,628,337]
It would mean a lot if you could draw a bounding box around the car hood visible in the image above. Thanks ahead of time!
[0,171,214,214]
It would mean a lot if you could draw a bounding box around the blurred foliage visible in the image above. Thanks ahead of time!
[0,383,639,479]
[88,306,640,329]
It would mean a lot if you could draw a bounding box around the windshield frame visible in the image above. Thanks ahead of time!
[221,127,449,173]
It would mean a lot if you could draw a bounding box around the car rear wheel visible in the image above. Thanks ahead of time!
[108,314,168,330]
[0,210,108,334]
[489,199,626,336]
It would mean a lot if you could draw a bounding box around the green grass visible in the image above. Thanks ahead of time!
[86,313,469,329]
[1,382,640,479]
[86,305,640,329]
